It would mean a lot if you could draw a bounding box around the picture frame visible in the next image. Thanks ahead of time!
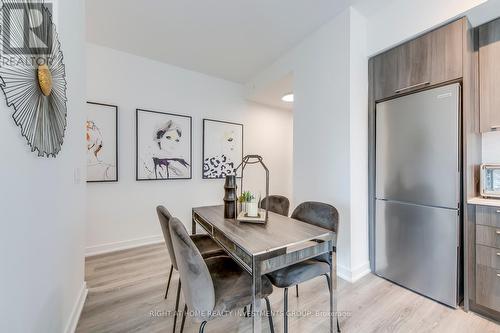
[136,109,192,181]
[86,102,118,183]
[202,118,244,179]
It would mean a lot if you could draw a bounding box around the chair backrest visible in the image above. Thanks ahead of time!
[291,201,339,236]
[169,217,215,321]
[259,195,290,216]
[156,206,178,270]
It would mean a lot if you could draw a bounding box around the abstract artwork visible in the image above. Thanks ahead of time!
[136,109,192,181]
[86,102,118,182]
[203,119,243,179]
[0,0,67,157]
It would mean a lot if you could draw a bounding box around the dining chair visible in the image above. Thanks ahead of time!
[259,195,290,217]
[168,217,275,333]
[241,195,290,316]
[156,206,225,333]
[266,201,339,333]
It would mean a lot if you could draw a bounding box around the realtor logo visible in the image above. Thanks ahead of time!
[1,1,53,56]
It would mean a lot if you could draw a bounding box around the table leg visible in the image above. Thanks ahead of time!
[252,256,263,333]
[191,214,196,234]
[330,242,339,333]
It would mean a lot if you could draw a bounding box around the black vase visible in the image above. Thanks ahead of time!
[224,175,237,219]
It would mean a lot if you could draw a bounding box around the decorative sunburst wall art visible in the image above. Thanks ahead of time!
[0,0,67,157]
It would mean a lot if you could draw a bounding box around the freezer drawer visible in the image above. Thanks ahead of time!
[375,83,460,209]
[375,200,458,307]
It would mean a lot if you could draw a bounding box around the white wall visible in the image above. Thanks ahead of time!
[85,44,293,255]
[348,8,370,279]
[0,1,87,333]
[246,8,371,282]
[289,10,354,279]
[482,131,500,163]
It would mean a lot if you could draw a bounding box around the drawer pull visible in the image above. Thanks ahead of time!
[496,210,500,214]
[497,273,500,278]
[496,230,500,235]
[492,126,500,130]
[497,252,500,256]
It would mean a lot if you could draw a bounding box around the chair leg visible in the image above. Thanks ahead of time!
[284,288,289,333]
[165,265,173,299]
[324,274,331,292]
[264,297,275,333]
[244,304,253,317]
[324,274,340,332]
[199,321,207,333]
[173,280,182,333]
[295,284,299,297]
[180,304,187,333]
[244,304,253,318]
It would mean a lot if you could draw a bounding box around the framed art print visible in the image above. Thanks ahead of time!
[86,102,118,182]
[136,109,192,180]
[203,119,243,179]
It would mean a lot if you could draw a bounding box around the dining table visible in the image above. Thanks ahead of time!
[192,205,338,333]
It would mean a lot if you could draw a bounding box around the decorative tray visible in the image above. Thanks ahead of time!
[237,209,267,224]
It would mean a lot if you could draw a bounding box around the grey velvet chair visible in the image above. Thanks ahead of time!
[156,206,225,333]
[266,201,339,333]
[259,195,290,217]
[168,217,275,333]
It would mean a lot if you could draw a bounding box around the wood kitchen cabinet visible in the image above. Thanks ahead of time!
[475,206,500,314]
[373,18,464,101]
[479,18,500,133]
[397,33,432,93]
[430,19,464,84]
[373,47,399,101]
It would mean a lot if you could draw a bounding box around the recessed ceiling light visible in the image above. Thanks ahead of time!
[281,93,294,103]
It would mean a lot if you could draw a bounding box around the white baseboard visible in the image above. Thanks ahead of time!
[85,235,164,257]
[337,261,371,283]
[64,282,88,333]
[337,263,352,282]
[350,261,371,282]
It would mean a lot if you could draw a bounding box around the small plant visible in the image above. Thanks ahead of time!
[239,191,255,203]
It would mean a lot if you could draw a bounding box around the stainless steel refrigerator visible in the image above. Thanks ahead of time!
[375,83,461,307]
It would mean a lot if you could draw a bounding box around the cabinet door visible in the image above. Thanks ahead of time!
[373,47,399,101]
[373,19,464,102]
[479,19,500,133]
[397,33,432,93]
[476,264,500,313]
[431,19,463,84]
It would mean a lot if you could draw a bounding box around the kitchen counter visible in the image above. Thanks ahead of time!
[468,197,500,207]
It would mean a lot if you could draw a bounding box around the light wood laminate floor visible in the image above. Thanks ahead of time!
[76,243,500,333]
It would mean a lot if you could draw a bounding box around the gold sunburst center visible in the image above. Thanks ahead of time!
[37,64,53,96]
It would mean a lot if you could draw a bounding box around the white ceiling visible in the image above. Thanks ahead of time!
[86,0,352,83]
[249,72,294,110]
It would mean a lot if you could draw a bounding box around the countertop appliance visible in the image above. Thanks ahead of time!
[480,164,500,198]
[375,83,461,307]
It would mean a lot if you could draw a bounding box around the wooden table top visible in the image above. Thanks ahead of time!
[193,205,335,256]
